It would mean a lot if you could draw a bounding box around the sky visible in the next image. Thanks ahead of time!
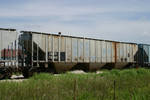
[0,0,150,44]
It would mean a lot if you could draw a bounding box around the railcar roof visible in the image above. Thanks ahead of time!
[0,28,16,31]
[21,30,137,45]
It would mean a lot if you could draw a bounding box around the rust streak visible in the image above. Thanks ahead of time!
[114,43,117,63]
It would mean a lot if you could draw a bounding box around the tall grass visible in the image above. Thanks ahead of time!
[0,68,150,100]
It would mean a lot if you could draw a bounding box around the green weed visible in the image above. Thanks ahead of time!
[0,68,150,100]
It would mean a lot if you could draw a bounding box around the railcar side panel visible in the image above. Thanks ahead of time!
[84,39,90,62]
[33,34,46,52]
[72,38,78,62]
[102,41,106,62]
[78,39,84,62]
[133,45,138,63]
[112,42,115,62]
[54,36,59,61]
[90,40,96,62]
[60,36,66,62]
[107,42,111,63]
[48,35,52,61]
[126,44,130,62]
[96,41,101,63]
[66,37,72,62]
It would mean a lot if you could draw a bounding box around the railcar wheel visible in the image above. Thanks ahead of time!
[0,73,4,79]
[0,69,4,79]
[22,69,29,78]
[46,68,54,74]
[4,72,12,79]
[2,68,12,79]
[29,68,38,77]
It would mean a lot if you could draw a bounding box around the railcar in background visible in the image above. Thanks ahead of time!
[134,44,150,67]
[0,28,18,79]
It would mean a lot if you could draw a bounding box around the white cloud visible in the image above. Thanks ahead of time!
[2,19,149,43]
[0,0,150,18]
[142,31,150,36]
[139,16,146,21]
[0,0,150,44]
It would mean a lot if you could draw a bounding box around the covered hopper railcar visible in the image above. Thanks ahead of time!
[19,31,138,77]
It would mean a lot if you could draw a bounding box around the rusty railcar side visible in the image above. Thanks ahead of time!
[20,31,138,75]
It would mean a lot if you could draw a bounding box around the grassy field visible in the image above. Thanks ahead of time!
[0,68,150,100]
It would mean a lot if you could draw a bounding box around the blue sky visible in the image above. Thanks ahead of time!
[0,0,150,44]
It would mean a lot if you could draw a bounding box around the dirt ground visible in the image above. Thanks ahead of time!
[70,70,103,74]
[0,75,26,82]
[0,70,103,82]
